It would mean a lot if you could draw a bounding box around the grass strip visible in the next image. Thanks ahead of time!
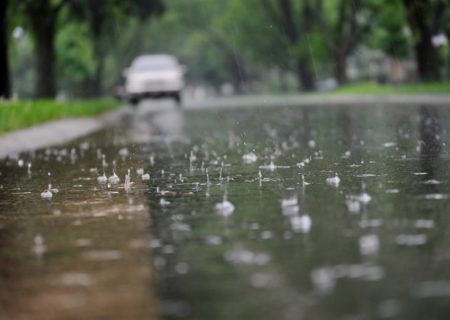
[0,99,120,135]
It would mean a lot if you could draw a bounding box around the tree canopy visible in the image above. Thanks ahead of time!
[3,0,450,98]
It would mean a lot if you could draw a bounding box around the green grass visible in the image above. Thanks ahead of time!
[0,99,120,135]
[330,81,450,95]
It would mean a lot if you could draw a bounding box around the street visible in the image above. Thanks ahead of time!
[1,99,450,319]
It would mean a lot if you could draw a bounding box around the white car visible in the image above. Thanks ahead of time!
[124,54,185,106]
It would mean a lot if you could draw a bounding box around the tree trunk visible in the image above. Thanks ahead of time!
[90,12,104,97]
[403,0,440,81]
[228,52,247,94]
[335,54,348,85]
[0,0,11,99]
[297,60,315,91]
[35,22,56,98]
[414,38,440,81]
[91,39,104,96]
[298,0,316,91]
[29,8,57,98]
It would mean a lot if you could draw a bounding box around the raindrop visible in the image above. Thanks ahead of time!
[108,160,120,184]
[119,147,129,157]
[301,174,310,187]
[108,172,120,184]
[160,198,171,206]
[97,155,107,184]
[219,167,223,181]
[215,192,235,217]
[124,169,133,191]
[311,268,335,293]
[97,173,107,184]
[343,150,351,158]
[259,161,289,171]
[326,173,340,187]
[355,192,372,204]
[242,152,258,164]
[346,199,361,214]
[359,234,379,255]
[40,184,53,199]
[149,154,155,166]
[290,215,312,233]
[206,168,210,185]
[32,233,46,256]
[281,196,297,208]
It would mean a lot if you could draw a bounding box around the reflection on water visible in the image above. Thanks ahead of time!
[2,102,450,319]
[0,121,158,319]
[146,104,450,320]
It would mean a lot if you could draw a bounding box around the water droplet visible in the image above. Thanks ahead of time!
[326,173,340,187]
[242,152,258,164]
[359,234,379,255]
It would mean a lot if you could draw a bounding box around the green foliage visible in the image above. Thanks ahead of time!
[56,22,95,83]
[0,99,119,134]
[225,0,292,68]
[369,0,410,58]
[7,0,450,97]
[136,0,246,88]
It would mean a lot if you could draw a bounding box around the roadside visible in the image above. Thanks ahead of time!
[0,99,120,135]
[0,105,128,158]
[2,91,450,159]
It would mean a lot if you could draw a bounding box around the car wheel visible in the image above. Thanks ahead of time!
[129,98,139,107]
[174,92,182,107]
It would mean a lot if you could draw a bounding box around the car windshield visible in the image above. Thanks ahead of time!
[131,56,177,71]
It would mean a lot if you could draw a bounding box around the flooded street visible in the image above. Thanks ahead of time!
[2,100,450,319]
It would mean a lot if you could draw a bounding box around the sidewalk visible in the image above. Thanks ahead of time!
[0,107,128,159]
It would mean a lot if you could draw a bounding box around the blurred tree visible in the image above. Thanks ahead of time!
[369,0,410,59]
[14,0,68,98]
[224,0,299,91]
[402,0,441,81]
[12,0,163,98]
[260,0,317,91]
[434,0,450,78]
[0,0,11,98]
[158,0,248,93]
[318,0,373,84]
[76,0,164,96]
[56,21,95,97]
[9,0,449,99]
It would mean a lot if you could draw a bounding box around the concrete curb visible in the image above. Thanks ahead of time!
[0,106,129,159]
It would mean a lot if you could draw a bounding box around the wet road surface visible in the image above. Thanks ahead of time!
[2,99,450,319]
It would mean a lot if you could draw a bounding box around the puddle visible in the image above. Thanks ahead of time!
[2,103,450,319]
